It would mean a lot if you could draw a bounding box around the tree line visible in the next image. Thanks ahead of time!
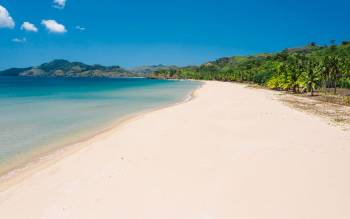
[267,53,350,95]
[150,42,350,96]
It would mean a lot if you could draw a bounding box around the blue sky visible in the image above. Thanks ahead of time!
[0,0,349,70]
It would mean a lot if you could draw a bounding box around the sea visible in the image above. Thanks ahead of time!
[0,77,201,175]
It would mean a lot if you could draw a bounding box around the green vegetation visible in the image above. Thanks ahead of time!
[128,64,179,74]
[0,60,178,78]
[150,42,350,98]
[0,60,137,78]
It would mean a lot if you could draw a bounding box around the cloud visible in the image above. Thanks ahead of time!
[41,19,67,33]
[53,0,67,9]
[21,22,38,32]
[0,5,15,29]
[12,38,26,43]
[75,26,86,31]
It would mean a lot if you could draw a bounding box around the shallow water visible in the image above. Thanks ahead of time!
[0,77,200,173]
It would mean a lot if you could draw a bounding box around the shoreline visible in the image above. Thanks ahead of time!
[1,81,349,219]
[0,81,203,191]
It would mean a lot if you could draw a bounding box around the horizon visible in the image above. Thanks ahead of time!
[1,0,349,70]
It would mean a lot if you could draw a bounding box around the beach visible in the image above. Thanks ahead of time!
[0,81,350,218]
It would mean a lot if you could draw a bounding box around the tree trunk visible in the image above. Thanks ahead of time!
[292,85,297,93]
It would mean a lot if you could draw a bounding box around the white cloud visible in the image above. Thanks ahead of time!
[21,22,38,32]
[41,19,67,33]
[75,26,86,31]
[53,0,67,9]
[0,5,15,29]
[12,38,26,43]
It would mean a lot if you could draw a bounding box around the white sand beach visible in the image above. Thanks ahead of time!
[0,81,349,219]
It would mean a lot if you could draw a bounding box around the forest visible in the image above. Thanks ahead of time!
[150,41,350,103]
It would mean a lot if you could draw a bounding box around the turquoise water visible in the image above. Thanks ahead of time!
[0,77,200,173]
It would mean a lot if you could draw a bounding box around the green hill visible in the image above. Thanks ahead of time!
[128,65,179,74]
[0,60,138,78]
[150,42,350,94]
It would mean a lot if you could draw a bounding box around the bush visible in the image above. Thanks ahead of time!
[339,78,350,89]
[253,71,273,84]
[266,76,281,89]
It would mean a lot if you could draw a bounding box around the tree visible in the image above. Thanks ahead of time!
[284,54,305,93]
[309,42,317,47]
[322,56,343,94]
[303,57,321,96]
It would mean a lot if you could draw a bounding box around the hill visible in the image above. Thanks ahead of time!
[128,65,179,74]
[149,42,350,93]
[0,60,138,78]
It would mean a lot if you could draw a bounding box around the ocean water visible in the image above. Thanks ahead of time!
[0,77,201,174]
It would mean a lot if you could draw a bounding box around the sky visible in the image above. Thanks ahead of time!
[0,0,349,70]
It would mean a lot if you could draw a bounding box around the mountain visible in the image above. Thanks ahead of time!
[0,60,139,78]
[0,67,32,76]
[128,65,179,74]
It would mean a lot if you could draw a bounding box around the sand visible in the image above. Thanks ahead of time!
[0,81,349,219]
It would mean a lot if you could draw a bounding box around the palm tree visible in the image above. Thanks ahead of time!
[321,56,343,94]
[304,58,321,96]
[284,54,305,93]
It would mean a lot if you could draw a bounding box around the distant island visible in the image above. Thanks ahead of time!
[128,65,179,75]
[0,60,181,78]
[0,60,138,78]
